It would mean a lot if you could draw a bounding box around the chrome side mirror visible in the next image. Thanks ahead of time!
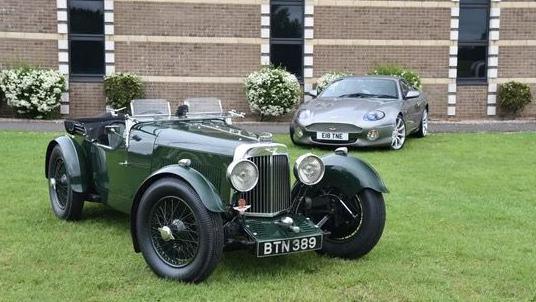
[405,90,420,99]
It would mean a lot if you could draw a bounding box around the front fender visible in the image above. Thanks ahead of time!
[293,153,388,198]
[45,136,89,193]
[130,164,225,252]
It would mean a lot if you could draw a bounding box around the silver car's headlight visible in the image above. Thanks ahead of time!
[227,159,259,192]
[294,154,325,185]
[364,110,385,121]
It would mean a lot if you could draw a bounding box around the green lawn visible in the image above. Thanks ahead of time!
[1,131,535,301]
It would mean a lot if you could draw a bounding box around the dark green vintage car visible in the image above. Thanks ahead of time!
[45,99,388,283]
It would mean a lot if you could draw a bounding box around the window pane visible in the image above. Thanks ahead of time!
[270,44,303,78]
[271,5,303,38]
[457,46,487,79]
[70,40,105,75]
[460,0,489,4]
[69,0,104,34]
[459,8,488,41]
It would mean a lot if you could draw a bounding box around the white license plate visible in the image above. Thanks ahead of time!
[316,132,349,141]
[257,235,322,257]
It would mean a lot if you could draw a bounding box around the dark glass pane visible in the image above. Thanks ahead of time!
[70,40,105,75]
[270,44,303,78]
[457,46,487,79]
[271,5,303,38]
[69,0,104,34]
[460,0,489,5]
[459,8,488,41]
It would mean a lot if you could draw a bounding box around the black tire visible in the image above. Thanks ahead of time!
[415,108,428,138]
[47,145,84,220]
[289,125,302,146]
[297,188,385,259]
[135,178,224,283]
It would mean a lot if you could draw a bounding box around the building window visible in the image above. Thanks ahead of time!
[68,0,105,79]
[457,0,490,83]
[270,0,304,80]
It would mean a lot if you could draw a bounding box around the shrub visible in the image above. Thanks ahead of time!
[316,71,353,93]
[244,66,301,120]
[0,67,66,119]
[369,65,422,90]
[104,73,144,109]
[497,81,532,116]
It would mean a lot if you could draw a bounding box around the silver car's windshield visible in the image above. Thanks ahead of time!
[320,78,399,99]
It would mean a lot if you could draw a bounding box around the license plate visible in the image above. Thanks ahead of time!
[257,235,322,257]
[316,132,348,141]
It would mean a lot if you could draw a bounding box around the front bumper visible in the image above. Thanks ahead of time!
[291,122,394,147]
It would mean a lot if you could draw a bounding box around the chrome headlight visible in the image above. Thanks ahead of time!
[364,110,385,121]
[227,159,259,192]
[294,154,325,185]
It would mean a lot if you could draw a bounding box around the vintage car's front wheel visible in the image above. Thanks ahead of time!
[296,188,385,259]
[135,178,224,283]
[47,145,84,220]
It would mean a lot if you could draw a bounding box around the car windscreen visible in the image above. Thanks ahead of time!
[320,78,399,99]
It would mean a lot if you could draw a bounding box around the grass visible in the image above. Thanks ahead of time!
[0,130,535,301]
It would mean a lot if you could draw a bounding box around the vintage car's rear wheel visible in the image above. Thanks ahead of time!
[296,188,385,259]
[136,178,223,283]
[47,145,84,220]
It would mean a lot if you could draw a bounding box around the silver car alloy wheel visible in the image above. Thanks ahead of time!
[391,117,406,150]
[422,110,428,136]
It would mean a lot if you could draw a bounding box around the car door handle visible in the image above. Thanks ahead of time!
[131,135,142,142]
[118,160,128,166]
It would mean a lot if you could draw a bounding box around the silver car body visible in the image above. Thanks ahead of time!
[290,76,428,147]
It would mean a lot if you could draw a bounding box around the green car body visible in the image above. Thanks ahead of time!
[45,109,388,282]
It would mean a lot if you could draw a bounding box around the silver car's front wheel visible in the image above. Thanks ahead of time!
[390,116,406,150]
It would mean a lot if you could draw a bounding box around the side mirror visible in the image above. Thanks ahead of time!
[305,90,318,98]
[176,104,189,117]
[405,90,420,99]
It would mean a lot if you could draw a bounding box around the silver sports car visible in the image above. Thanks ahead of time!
[290,76,428,150]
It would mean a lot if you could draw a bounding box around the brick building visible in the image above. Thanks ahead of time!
[0,0,535,119]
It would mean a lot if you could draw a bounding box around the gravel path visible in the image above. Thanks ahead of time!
[1,118,535,134]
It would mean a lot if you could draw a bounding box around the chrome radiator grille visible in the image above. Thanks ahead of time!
[241,155,291,215]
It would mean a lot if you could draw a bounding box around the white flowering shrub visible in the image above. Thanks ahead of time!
[244,66,301,120]
[0,67,66,118]
[316,71,352,93]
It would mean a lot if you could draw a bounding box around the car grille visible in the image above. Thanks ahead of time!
[240,155,291,216]
[306,123,362,133]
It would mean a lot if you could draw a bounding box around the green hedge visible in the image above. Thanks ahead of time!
[369,65,422,90]
[497,81,532,116]
[104,73,144,109]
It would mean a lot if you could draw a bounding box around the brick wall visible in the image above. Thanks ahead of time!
[68,83,106,118]
[315,7,450,40]
[0,39,57,69]
[423,84,448,119]
[115,43,260,77]
[0,0,57,33]
[456,86,488,119]
[115,2,260,38]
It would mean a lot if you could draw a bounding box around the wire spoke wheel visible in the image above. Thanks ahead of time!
[149,196,199,268]
[297,188,364,242]
[391,116,406,150]
[52,158,69,209]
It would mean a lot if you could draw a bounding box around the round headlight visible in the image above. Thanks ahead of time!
[227,160,259,192]
[364,110,385,121]
[294,154,325,185]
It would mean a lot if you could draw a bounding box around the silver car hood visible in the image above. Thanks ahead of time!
[299,97,401,125]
